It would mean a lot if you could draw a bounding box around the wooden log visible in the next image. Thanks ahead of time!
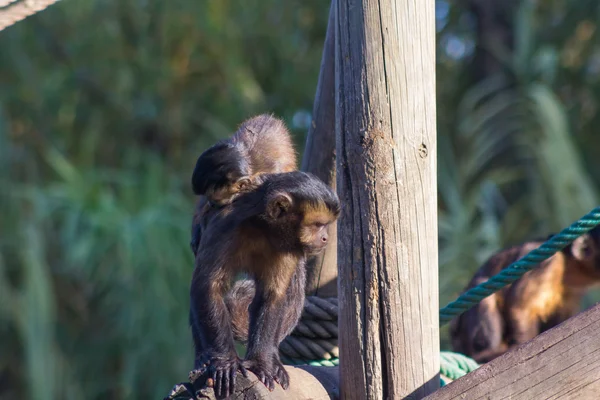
[425,302,600,400]
[335,0,439,398]
[302,0,338,298]
[186,366,339,400]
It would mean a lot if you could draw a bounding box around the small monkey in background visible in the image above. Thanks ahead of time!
[189,171,340,398]
[450,227,600,363]
[189,114,297,256]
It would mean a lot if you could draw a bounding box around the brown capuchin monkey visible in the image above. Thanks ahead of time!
[189,114,297,256]
[189,171,340,398]
[450,226,600,363]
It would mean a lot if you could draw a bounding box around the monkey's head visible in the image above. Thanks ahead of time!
[191,141,254,207]
[567,225,600,276]
[258,172,340,256]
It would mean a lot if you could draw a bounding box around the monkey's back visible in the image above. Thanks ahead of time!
[233,114,297,175]
[450,241,574,362]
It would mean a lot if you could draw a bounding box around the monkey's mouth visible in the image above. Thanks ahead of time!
[306,245,328,256]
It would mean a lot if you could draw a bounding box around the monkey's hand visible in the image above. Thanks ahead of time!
[194,353,247,399]
[242,357,278,392]
[272,356,290,390]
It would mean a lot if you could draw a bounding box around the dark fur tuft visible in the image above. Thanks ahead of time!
[191,141,249,195]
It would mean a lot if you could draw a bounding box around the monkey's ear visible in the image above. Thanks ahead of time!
[571,234,595,261]
[235,177,252,192]
[267,193,293,219]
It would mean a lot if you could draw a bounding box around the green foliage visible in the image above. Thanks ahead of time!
[2,0,600,398]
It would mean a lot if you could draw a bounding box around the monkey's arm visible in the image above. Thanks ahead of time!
[190,198,211,256]
[190,260,246,397]
[243,259,306,391]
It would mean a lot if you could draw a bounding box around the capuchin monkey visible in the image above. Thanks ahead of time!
[189,171,340,398]
[189,114,297,256]
[450,227,600,363]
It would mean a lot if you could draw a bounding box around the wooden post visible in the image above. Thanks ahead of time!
[335,0,439,398]
[302,0,338,298]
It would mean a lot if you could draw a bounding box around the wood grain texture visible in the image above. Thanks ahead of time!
[425,303,600,400]
[334,0,439,398]
[302,0,338,298]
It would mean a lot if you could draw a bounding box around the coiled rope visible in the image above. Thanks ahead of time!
[279,297,479,380]
[0,0,62,32]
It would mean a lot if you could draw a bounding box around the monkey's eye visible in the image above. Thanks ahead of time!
[314,222,326,228]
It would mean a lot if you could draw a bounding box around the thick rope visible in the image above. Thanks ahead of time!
[439,351,479,380]
[279,296,339,361]
[439,206,600,325]
[282,351,478,381]
[0,0,62,32]
[279,298,480,383]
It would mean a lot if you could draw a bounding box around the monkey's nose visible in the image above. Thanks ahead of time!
[321,236,327,243]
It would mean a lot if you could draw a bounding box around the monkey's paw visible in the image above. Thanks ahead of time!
[272,358,290,390]
[242,358,278,392]
[204,355,248,399]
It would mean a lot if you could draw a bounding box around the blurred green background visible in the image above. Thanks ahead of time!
[1,0,600,398]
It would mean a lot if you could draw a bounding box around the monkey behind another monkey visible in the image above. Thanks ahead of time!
[189,113,297,255]
[450,227,600,363]
[189,171,340,398]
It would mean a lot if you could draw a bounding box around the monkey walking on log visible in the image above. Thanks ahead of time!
[450,226,600,363]
[189,171,340,398]
[189,114,297,256]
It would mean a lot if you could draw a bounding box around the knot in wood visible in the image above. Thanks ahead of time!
[359,129,390,150]
[418,143,428,158]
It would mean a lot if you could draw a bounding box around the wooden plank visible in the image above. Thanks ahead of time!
[334,0,439,398]
[185,366,339,400]
[426,303,600,400]
[302,0,338,298]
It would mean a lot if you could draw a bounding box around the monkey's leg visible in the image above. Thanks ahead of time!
[190,266,247,398]
[472,343,509,363]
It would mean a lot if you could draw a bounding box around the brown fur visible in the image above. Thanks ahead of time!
[190,114,298,256]
[450,227,600,363]
[189,171,340,397]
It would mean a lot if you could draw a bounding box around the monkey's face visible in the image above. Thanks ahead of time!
[265,192,339,255]
[298,205,338,255]
[299,221,332,256]
[261,171,340,255]
[570,227,600,277]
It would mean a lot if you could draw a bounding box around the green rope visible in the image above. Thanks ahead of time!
[439,206,600,325]
[283,351,479,385]
[439,351,479,380]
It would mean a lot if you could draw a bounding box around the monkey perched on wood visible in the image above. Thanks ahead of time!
[450,227,600,363]
[189,171,340,398]
[189,114,297,256]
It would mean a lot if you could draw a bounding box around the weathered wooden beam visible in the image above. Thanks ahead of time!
[426,302,600,400]
[335,0,439,398]
[183,366,339,400]
[302,0,338,298]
